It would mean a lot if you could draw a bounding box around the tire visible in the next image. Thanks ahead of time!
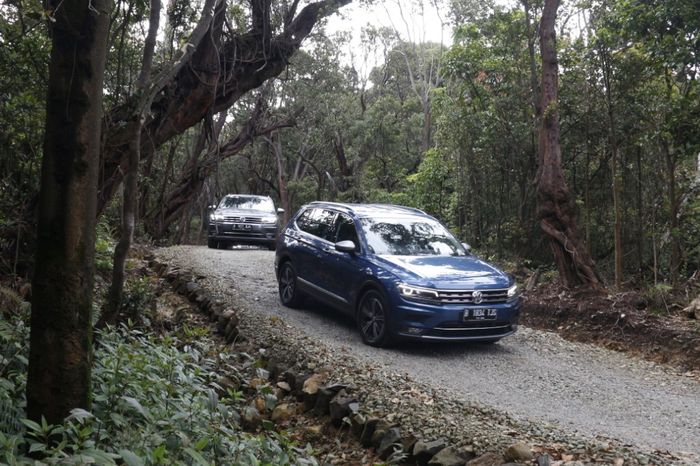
[207,238,218,249]
[357,288,394,347]
[278,262,304,308]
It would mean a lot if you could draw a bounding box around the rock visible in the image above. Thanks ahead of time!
[350,413,367,437]
[370,419,393,447]
[684,296,700,319]
[216,309,237,333]
[413,438,447,466]
[401,435,418,461]
[302,373,327,396]
[184,281,201,298]
[276,381,292,392]
[224,319,239,343]
[467,452,504,466]
[377,427,402,460]
[312,387,335,416]
[536,453,552,466]
[428,446,469,466]
[271,403,296,423]
[360,418,380,447]
[240,406,261,430]
[328,391,359,426]
[504,443,533,462]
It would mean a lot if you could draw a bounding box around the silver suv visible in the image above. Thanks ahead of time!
[207,194,282,250]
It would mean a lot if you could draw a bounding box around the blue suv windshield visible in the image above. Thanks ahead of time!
[360,217,466,256]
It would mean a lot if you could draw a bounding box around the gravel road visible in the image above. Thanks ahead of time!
[159,246,700,461]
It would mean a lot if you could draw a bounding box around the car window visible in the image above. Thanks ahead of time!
[219,195,274,211]
[360,216,465,256]
[296,208,337,241]
[335,214,360,247]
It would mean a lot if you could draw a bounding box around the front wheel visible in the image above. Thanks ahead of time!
[278,262,304,308]
[207,238,218,249]
[357,289,394,347]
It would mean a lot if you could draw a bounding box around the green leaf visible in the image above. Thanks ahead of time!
[119,449,145,466]
[20,419,41,432]
[184,447,210,465]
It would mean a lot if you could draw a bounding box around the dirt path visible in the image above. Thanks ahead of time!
[159,246,700,460]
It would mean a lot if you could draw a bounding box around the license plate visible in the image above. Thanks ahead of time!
[464,308,497,321]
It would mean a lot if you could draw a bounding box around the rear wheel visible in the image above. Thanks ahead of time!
[357,289,393,347]
[278,262,304,308]
[207,238,218,249]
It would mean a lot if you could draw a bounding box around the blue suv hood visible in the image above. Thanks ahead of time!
[374,254,510,289]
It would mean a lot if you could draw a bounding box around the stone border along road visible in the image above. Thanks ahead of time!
[158,246,700,465]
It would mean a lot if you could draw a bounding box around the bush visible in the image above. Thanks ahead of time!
[0,313,318,465]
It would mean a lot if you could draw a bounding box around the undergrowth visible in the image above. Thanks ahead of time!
[0,310,318,465]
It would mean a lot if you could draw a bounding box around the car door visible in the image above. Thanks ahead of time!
[293,208,337,295]
[316,213,363,313]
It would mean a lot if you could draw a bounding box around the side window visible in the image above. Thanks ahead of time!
[296,208,336,241]
[335,214,359,247]
[295,209,314,232]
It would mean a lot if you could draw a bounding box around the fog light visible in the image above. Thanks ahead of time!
[405,327,424,335]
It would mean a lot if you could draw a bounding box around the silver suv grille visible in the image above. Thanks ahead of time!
[436,288,508,305]
[223,216,263,223]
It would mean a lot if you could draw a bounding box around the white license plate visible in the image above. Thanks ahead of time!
[464,308,497,321]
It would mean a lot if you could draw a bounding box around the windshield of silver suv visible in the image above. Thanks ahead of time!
[219,195,275,211]
[360,216,466,256]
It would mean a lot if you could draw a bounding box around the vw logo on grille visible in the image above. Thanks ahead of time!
[240,217,246,223]
[472,290,483,304]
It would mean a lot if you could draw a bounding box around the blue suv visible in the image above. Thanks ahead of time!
[274,202,521,347]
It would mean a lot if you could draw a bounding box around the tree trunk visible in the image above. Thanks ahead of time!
[271,131,291,225]
[601,45,623,287]
[535,0,603,289]
[26,0,110,424]
[101,0,161,328]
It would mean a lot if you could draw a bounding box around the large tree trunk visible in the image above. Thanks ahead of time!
[535,0,603,289]
[26,0,110,424]
[96,0,351,219]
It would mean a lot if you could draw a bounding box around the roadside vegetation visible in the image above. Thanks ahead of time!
[0,278,320,465]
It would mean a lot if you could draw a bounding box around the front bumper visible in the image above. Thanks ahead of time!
[391,297,522,342]
[208,222,278,244]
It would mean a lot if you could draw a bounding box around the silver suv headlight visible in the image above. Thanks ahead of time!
[210,213,224,221]
[261,216,277,224]
[398,283,440,304]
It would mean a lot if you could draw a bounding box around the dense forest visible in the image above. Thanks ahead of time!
[0,0,699,457]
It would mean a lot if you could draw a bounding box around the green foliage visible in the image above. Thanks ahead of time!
[0,312,318,465]
[95,222,116,273]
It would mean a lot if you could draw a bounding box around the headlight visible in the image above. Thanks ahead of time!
[261,216,277,224]
[210,213,223,221]
[507,284,520,301]
[398,284,440,304]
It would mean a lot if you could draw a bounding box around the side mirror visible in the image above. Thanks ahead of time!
[335,240,356,254]
[277,208,285,214]
[462,242,471,253]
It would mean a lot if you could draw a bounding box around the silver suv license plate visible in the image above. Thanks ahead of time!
[464,308,497,321]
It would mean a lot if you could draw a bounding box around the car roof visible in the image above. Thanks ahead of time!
[306,201,428,219]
